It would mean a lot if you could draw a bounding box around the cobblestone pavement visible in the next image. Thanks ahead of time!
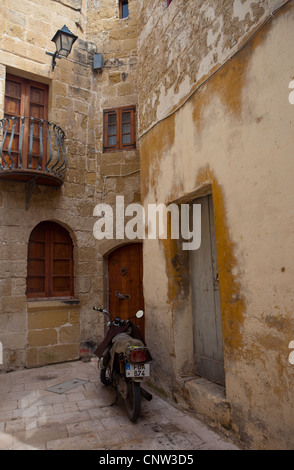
[0,359,240,450]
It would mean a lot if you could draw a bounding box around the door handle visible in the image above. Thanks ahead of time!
[115,291,130,300]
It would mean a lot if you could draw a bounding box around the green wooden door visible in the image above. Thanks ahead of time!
[190,195,225,386]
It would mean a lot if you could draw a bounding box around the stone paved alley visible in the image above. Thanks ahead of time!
[0,359,240,450]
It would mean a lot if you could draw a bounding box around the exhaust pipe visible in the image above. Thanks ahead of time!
[141,387,153,401]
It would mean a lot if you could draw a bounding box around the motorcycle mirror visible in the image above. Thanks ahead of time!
[135,310,144,319]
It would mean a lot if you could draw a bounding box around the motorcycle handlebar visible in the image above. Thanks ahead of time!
[93,307,130,327]
[93,307,143,329]
[93,307,111,319]
[93,307,105,313]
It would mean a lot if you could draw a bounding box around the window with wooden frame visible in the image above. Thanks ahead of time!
[103,106,136,152]
[27,222,74,300]
[4,74,49,171]
[119,0,129,19]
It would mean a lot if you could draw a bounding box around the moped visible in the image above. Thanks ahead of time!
[93,307,152,422]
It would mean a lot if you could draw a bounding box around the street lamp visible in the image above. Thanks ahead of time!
[46,25,78,71]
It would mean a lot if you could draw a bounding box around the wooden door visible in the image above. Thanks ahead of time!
[190,195,225,386]
[3,77,23,168]
[108,243,145,338]
[4,75,48,170]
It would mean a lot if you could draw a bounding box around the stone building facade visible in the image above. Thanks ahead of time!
[0,0,141,369]
[1,0,294,451]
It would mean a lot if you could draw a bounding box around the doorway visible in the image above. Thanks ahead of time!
[108,243,145,338]
[190,195,225,386]
[4,74,49,170]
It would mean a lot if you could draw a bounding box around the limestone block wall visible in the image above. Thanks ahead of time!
[86,0,141,209]
[0,65,5,121]
[0,0,141,370]
[27,301,80,367]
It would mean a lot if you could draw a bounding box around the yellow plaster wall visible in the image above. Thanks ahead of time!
[139,1,294,449]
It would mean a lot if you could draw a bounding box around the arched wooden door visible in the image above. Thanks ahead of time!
[108,243,145,338]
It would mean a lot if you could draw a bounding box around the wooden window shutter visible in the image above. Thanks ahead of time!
[104,110,118,151]
[27,222,47,298]
[51,223,74,298]
[27,222,74,299]
[4,74,49,170]
[103,106,136,152]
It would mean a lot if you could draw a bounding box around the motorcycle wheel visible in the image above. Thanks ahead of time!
[100,367,111,386]
[125,380,141,422]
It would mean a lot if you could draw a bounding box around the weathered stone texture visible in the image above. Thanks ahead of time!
[27,302,80,367]
[137,0,281,134]
[138,0,294,451]
[0,64,6,121]
[0,0,140,371]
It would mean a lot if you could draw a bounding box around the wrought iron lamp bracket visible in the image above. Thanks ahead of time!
[46,51,62,71]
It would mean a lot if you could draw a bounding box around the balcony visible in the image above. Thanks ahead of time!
[0,116,67,189]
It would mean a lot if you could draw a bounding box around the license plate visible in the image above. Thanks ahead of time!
[126,363,150,378]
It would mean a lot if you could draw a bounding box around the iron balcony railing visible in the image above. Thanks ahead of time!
[0,116,67,183]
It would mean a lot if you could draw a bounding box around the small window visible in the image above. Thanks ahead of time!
[27,222,74,299]
[103,106,136,152]
[120,0,129,19]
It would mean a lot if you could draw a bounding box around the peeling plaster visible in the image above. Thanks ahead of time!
[138,0,294,449]
[137,0,288,137]
[289,341,294,365]
[233,0,254,21]
[156,75,191,122]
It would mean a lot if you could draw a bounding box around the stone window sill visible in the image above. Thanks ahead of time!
[27,299,80,311]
